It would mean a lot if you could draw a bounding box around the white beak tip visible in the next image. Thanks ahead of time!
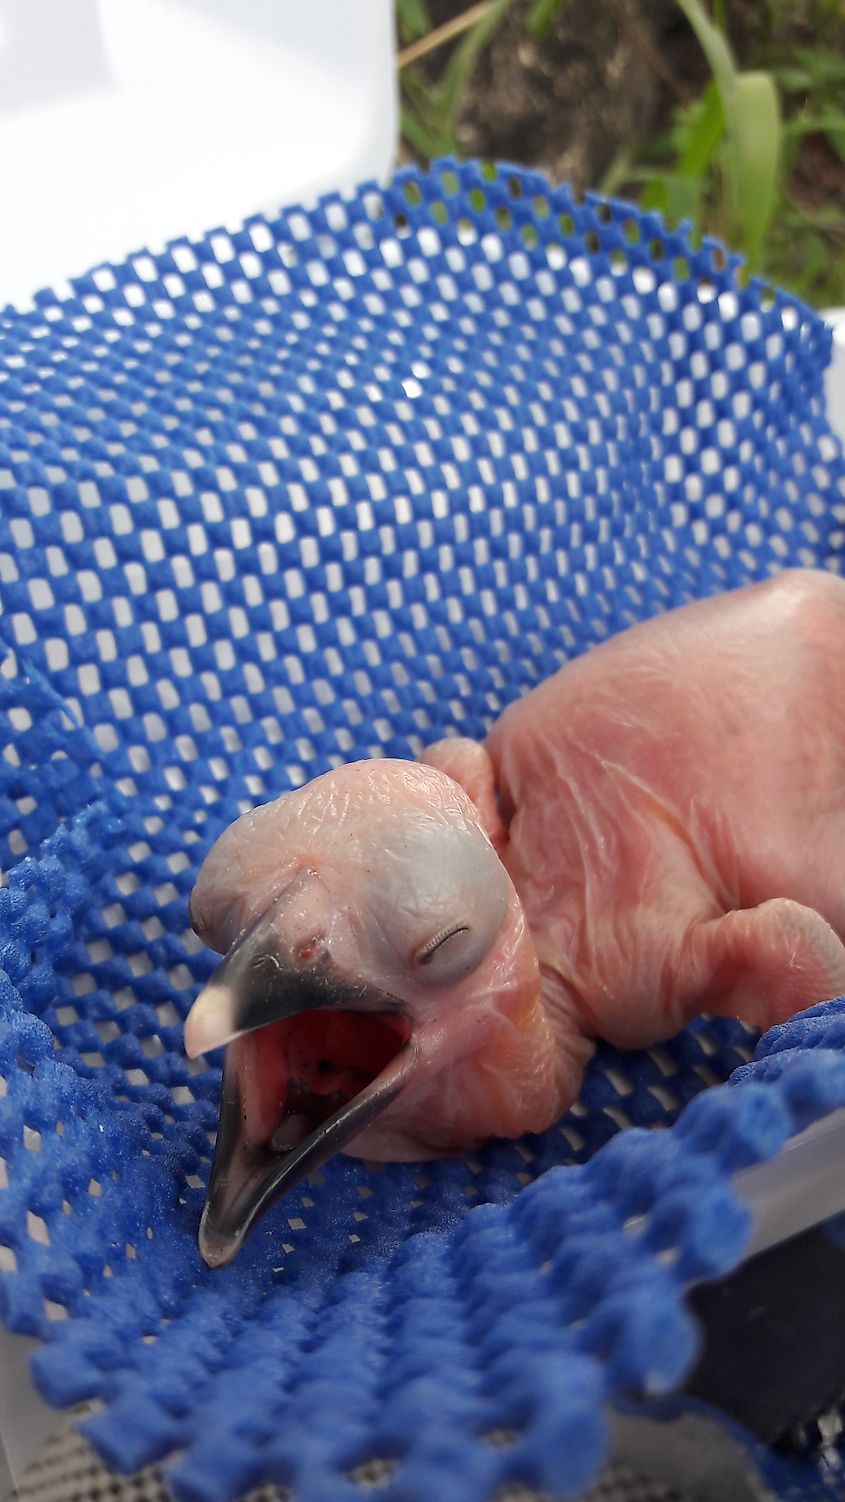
[183,984,236,1059]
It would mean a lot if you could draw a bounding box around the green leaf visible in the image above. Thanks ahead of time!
[599,146,633,197]
[637,173,700,225]
[401,65,440,113]
[400,67,451,152]
[672,0,744,229]
[775,230,828,299]
[674,1,781,270]
[804,234,830,282]
[673,0,737,107]
[639,179,670,216]
[794,48,845,85]
[399,101,448,161]
[662,174,702,225]
[785,106,845,164]
[784,200,845,230]
[396,0,432,44]
[784,111,845,169]
[728,70,782,268]
[783,112,845,137]
[677,81,725,178]
[773,68,815,93]
[526,0,567,40]
[766,216,843,305]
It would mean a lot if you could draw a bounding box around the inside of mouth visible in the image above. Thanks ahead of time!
[254,1009,411,1153]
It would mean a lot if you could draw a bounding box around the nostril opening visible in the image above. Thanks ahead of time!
[188,897,205,940]
[294,937,321,966]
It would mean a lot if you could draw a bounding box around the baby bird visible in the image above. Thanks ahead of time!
[185,568,845,1265]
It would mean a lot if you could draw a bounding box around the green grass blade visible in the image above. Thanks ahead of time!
[599,146,633,197]
[674,1,781,270]
[673,0,737,109]
[673,0,742,229]
[640,172,701,225]
[401,61,456,157]
[639,179,671,216]
[399,99,449,160]
[396,0,432,44]
[438,0,520,138]
[526,0,568,41]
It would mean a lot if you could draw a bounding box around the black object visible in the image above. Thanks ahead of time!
[684,1219,845,1444]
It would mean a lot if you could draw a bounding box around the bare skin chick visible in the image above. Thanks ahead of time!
[185,568,845,1264]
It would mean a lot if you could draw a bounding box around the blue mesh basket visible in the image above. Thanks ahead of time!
[1,159,845,1502]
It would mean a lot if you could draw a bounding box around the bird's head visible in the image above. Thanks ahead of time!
[185,759,561,1265]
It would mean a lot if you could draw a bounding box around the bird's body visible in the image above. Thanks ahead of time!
[186,567,845,1264]
[486,566,845,1049]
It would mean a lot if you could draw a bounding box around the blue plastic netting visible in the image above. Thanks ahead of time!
[1,159,845,1502]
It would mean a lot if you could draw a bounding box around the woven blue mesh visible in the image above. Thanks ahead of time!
[1,158,845,1502]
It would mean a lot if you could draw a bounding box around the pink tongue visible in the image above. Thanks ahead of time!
[229,1011,408,1146]
[229,1029,288,1143]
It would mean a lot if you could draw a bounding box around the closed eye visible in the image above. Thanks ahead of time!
[415,923,470,966]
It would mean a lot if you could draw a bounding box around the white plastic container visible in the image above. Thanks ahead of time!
[0,1335,56,1498]
[0,0,397,309]
[825,308,845,444]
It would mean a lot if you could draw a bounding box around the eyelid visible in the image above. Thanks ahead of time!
[416,923,470,966]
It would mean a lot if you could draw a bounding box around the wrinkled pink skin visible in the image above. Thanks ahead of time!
[189,569,845,1159]
[449,568,845,1053]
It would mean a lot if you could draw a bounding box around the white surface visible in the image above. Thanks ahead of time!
[824,306,845,443]
[0,0,397,309]
[739,1105,845,1258]
[0,1333,56,1498]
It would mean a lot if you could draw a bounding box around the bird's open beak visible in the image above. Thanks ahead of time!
[185,893,416,1267]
